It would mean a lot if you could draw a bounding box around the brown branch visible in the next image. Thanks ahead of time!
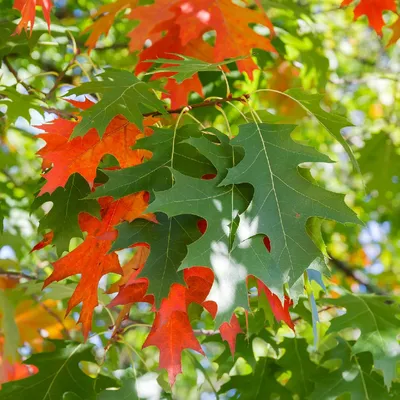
[0,269,36,280]
[45,56,77,100]
[33,295,72,340]
[39,94,249,121]
[143,94,250,118]
[328,254,387,295]
[3,57,32,93]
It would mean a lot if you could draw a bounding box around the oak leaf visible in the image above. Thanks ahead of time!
[84,0,138,52]
[388,17,400,46]
[143,267,216,385]
[13,0,52,35]
[341,0,396,35]
[219,314,243,356]
[44,192,152,339]
[257,279,294,330]
[174,0,275,77]
[37,112,156,195]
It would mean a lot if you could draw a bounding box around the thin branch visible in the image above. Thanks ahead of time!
[45,57,76,100]
[3,57,32,93]
[0,269,36,280]
[328,254,387,295]
[33,295,72,339]
[143,94,250,118]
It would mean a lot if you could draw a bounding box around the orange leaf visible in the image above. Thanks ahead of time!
[84,0,138,52]
[44,192,152,339]
[30,231,53,252]
[13,0,53,35]
[388,16,400,46]
[144,268,216,385]
[15,299,76,351]
[37,114,156,195]
[127,0,182,52]
[107,246,150,294]
[112,267,216,385]
[0,355,37,386]
[219,313,242,356]
[257,279,294,330]
[342,0,396,36]
[174,0,276,77]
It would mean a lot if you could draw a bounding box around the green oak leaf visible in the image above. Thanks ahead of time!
[147,129,253,324]
[98,369,138,399]
[310,338,399,400]
[148,54,247,83]
[219,357,292,400]
[32,174,100,255]
[321,293,400,388]
[68,69,167,137]
[111,213,201,305]
[0,340,117,400]
[221,123,359,291]
[358,132,400,204]
[0,86,44,124]
[285,88,358,172]
[276,337,317,397]
[89,124,215,200]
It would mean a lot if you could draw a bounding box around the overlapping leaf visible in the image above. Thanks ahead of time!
[111,213,202,304]
[37,112,157,195]
[68,69,167,137]
[310,338,399,400]
[221,123,359,291]
[32,173,100,255]
[220,357,291,399]
[147,129,253,324]
[44,192,151,338]
[89,124,215,200]
[322,293,400,388]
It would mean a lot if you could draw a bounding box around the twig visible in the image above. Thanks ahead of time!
[3,57,32,93]
[45,58,77,100]
[42,107,78,120]
[143,94,250,118]
[33,295,72,339]
[328,255,387,295]
[0,269,36,280]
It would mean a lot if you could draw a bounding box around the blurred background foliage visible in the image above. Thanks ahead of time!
[0,0,399,398]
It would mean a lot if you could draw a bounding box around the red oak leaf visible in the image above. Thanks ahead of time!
[143,268,217,385]
[388,17,400,46]
[136,24,214,107]
[257,279,294,330]
[37,114,156,195]
[0,355,37,386]
[113,267,216,385]
[219,313,242,355]
[174,0,275,77]
[341,0,396,35]
[144,310,202,385]
[127,0,181,52]
[107,246,150,295]
[44,192,152,339]
[84,0,138,52]
[30,231,54,252]
[13,0,53,35]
